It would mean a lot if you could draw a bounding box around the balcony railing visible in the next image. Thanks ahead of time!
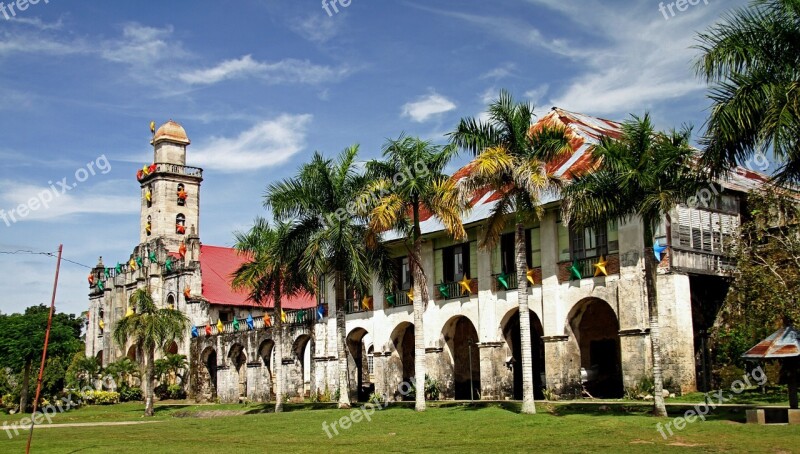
[345,298,373,314]
[671,247,735,274]
[141,163,203,180]
[385,291,412,308]
[435,279,478,301]
[491,272,519,291]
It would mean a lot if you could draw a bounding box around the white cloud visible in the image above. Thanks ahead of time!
[179,55,267,85]
[290,14,341,43]
[191,114,313,172]
[180,55,350,86]
[524,84,550,105]
[0,180,138,222]
[402,92,457,123]
[481,63,516,80]
[100,24,188,68]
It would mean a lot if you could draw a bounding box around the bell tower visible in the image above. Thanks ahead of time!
[138,120,203,249]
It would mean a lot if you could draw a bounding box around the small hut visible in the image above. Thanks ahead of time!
[742,326,799,424]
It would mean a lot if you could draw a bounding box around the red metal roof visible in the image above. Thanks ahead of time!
[199,245,316,309]
[742,326,800,360]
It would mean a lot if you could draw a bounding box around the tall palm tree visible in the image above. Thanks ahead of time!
[267,145,394,409]
[365,136,467,412]
[561,113,704,417]
[154,354,187,386]
[450,90,572,414]
[695,0,800,183]
[104,357,139,387]
[232,218,309,413]
[112,288,189,416]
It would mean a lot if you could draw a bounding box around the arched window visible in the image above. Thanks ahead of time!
[167,294,176,310]
[146,215,152,236]
[176,214,186,234]
[146,185,153,208]
[177,184,187,207]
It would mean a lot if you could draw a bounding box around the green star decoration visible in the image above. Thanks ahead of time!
[136,256,143,267]
[104,268,110,279]
[438,283,450,299]
[569,260,583,280]
[165,258,173,272]
[97,280,104,291]
[497,273,509,290]
[115,263,122,274]
[149,251,157,263]
[386,294,396,307]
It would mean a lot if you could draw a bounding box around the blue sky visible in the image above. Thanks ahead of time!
[0,0,750,316]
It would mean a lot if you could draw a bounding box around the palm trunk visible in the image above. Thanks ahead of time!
[516,222,536,414]
[411,237,427,412]
[19,359,31,412]
[643,223,668,417]
[144,348,155,417]
[335,270,351,408]
[274,287,284,413]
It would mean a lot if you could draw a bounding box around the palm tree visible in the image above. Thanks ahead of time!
[695,0,800,183]
[104,357,139,388]
[154,354,187,386]
[232,218,309,413]
[365,135,468,412]
[450,90,572,414]
[267,145,393,409]
[561,113,704,417]
[112,288,189,416]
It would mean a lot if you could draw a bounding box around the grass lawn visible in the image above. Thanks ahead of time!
[1,401,798,453]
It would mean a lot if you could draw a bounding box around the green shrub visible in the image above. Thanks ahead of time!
[1,393,17,413]
[80,390,120,405]
[154,383,169,400]
[118,386,143,402]
[167,384,186,400]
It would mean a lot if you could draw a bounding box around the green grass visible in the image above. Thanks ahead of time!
[1,402,798,453]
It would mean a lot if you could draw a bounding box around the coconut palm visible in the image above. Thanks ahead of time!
[365,135,467,412]
[695,0,800,183]
[232,218,309,413]
[154,354,187,386]
[112,288,189,416]
[450,90,571,414]
[104,357,140,387]
[267,145,394,409]
[561,113,704,417]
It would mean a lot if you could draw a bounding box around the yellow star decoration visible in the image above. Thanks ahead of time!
[526,268,536,286]
[459,276,472,296]
[361,296,373,310]
[98,319,105,330]
[129,258,136,271]
[216,319,224,334]
[125,306,134,317]
[593,255,609,277]
[406,288,414,302]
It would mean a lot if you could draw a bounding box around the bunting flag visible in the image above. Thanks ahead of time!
[126,306,134,317]
[232,317,240,332]
[176,224,186,235]
[137,169,144,180]
[216,319,224,334]
[136,256,143,267]
[406,288,414,302]
[593,255,609,277]
[385,293,396,307]
[87,273,95,285]
[191,326,199,338]
[150,120,156,134]
[183,287,191,299]
[497,273,509,290]
[129,258,137,271]
[438,283,450,299]
[526,269,536,286]
[316,305,325,321]
[297,310,305,323]
[104,268,110,279]
[654,243,668,262]
[98,319,105,330]
[165,258,173,272]
[149,164,157,174]
[142,164,150,176]
[246,314,254,330]
[205,323,212,336]
[361,296,372,310]
[97,280,105,291]
[149,251,157,263]
[264,314,272,327]
[178,242,187,257]
[115,262,122,274]
[280,309,287,323]
[569,260,583,280]
[459,276,472,296]
[177,189,188,201]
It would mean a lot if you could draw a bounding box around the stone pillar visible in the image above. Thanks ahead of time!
[657,273,697,394]
[479,342,510,400]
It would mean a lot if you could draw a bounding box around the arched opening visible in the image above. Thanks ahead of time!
[200,347,217,401]
[96,351,104,368]
[167,294,176,310]
[258,340,275,399]
[502,308,545,400]
[146,215,152,236]
[228,344,247,401]
[126,345,138,362]
[442,316,480,400]
[176,214,186,234]
[388,322,415,400]
[146,185,152,208]
[177,184,187,206]
[293,335,312,398]
[165,341,178,355]
[346,328,373,402]
[568,298,623,398]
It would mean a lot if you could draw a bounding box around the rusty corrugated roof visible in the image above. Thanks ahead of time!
[742,326,800,360]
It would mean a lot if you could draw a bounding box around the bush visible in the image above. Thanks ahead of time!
[119,386,143,402]
[80,390,120,405]
[1,393,17,413]
[154,383,169,400]
[167,384,186,400]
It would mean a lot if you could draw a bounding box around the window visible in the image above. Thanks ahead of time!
[443,243,470,282]
[676,205,739,253]
[499,228,541,273]
[571,225,608,260]
[317,275,326,305]
[167,294,175,310]
[146,215,152,237]
[146,185,152,208]
[367,346,374,375]
[176,214,186,234]
[219,311,233,323]
[396,256,412,290]
[177,184,187,207]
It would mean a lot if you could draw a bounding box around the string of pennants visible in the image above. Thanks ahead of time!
[191,305,328,338]
[86,242,189,292]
